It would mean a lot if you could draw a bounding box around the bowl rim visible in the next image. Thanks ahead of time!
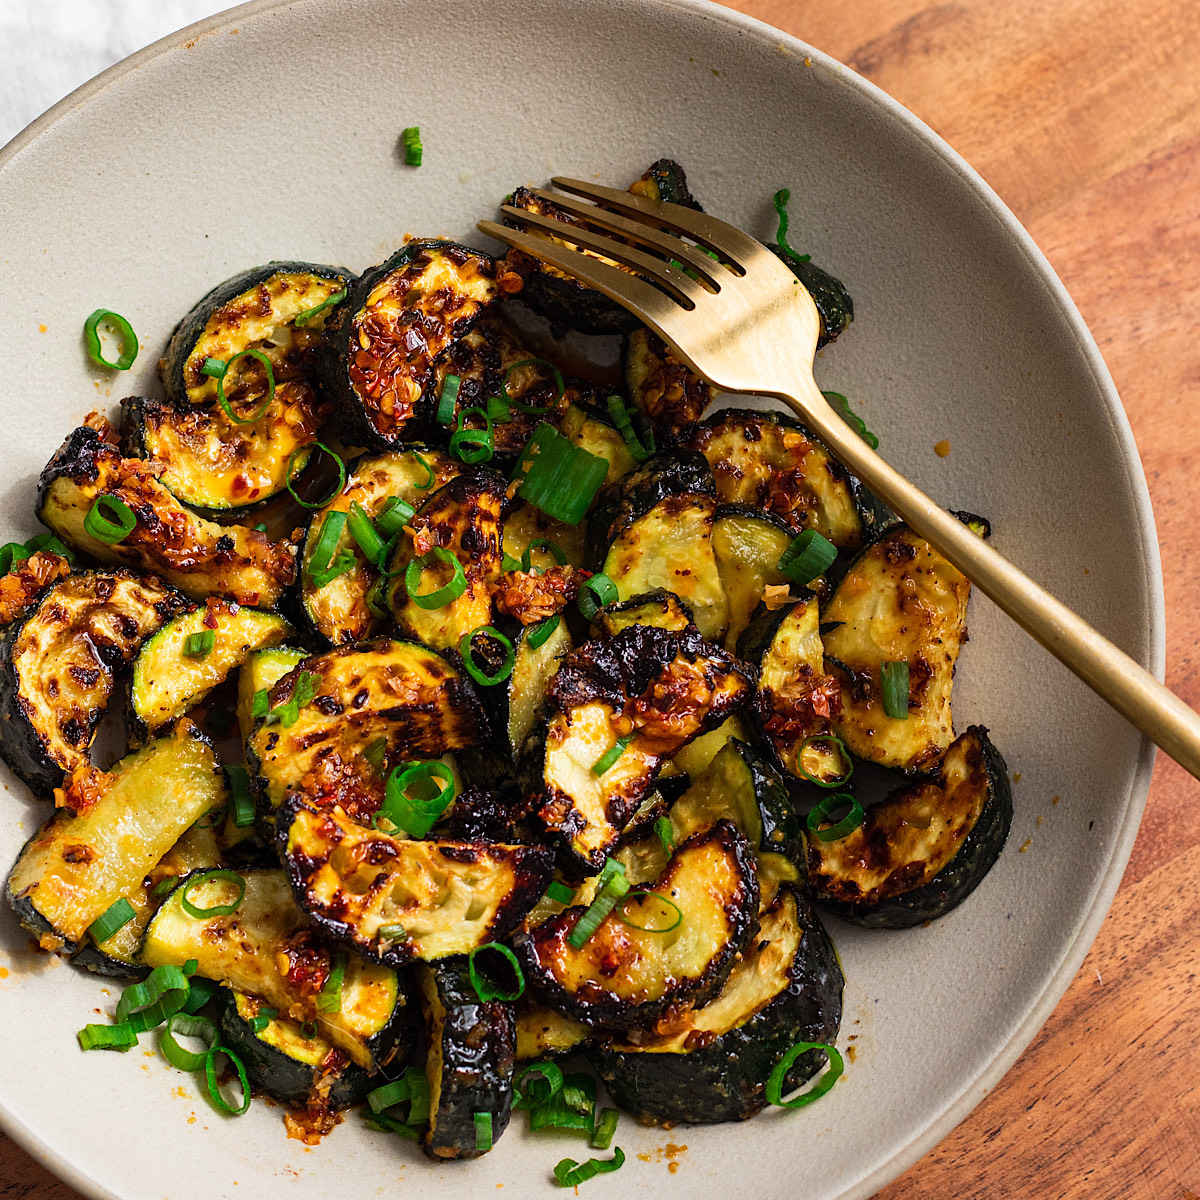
[0,1,1164,1198]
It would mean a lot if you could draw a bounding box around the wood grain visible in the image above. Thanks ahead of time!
[4,0,1199,1196]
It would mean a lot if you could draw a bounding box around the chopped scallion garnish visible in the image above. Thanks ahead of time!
[401,125,423,166]
[553,1148,626,1187]
[347,500,387,564]
[159,1011,219,1072]
[502,358,564,414]
[316,953,347,1014]
[528,614,561,648]
[521,538,567,573]
[307,510,347,579]
[616,890,683,933]
[590,1107,619,1150]
[765,1041,844,1108]
[592,734,634,776]
[459,624,516,687]
[179,870,246,920]
[795,732,854,789]
[203,1044,251,1115]
[545,880,575,905]
[84,308,138,370]
[83,494,136,544]
[286,441,346,509]
[449,406,494,464]
[260,670,319,728]
[251,688,270,719]
[78,1022,138,1051]
[404,547,467,609]
[513,1061,565,1111]
[467,942,525,1003]
[567,859,629,949]
[606,394,656,462]
[577,572,617,620]
[226,764,255,828]
[115,964,192,1034]
[375,496,415,541]
[375,760,457,838]
[293,288,345,327]
[806,793,865,842]
[88,897,137,943]
[880,660,910,719]
[363,736,388,776]
[513,423,608,526]
[473,1111,494,1152]
[777,529,837,585]
[436,374,461,425]
[654,815,674,854]
[203,348,276,424]
[183,629,216,658]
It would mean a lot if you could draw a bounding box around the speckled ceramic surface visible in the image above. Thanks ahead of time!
[0,1,1162,1198]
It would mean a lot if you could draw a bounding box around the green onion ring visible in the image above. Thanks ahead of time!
[286,441,346,509]
[347,500,388,564]
[806,793,866,842]
[449,406,494,465]
[520,538,567,572]
[78,1022,138,1051]
[436,374,461,425]
[473,1111,493,1152]
[293,288,346,327]
[513,1061,565,1111]
[115,964,191,1033]
[777,529,838,585]
[794,732,854,789]
[527,614,561,649]
[83,494,137,544]
[577,573,618,620]
[590,1107,619,1150]
[880,659,910,719]
[160,1012,219,1072]
[404,547,467,609]
[467,942,525,1003]
[502,357,564,413]
[616,891,683,933]
[84,309,138,370]
[553,1148,626,1187]
[88,897,137,943]
[458,625,516,687]
[179,870,246,919]
[203,1044,251,1116]
[375,760,457,838]
[306,510,347,577]
[226,764,255,829]
[765,1041,844,1108]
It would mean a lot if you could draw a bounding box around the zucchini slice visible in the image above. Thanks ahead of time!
[515,1000,590,1062]
[499,616,573,764]
[624,328,717,436]
[502,501,586,571]
[770,247,854,347]
[807,726,1011,927]
[517,820,759,1029]
[246,639,489,811]
[558,402,638,489]
[589,589,696,639]
[822,523,970,772]
[236,644,307,745]
[386,470,505,653]
[627,158,704,207]
[279,799,553,966]
[38,426,298,608]
[668,714,753,780]
[320,240,505,448]
[0,549,72,627]
[140,868,408,1071]
[0,569,186,793]
[5,722,226,954]
[530,625,753,873]
[298,446,460,646]
[712,503,795,652]
[416,957,516,1160]
[689,408,872,547]
[589,886,842,1124]
[129,602,292,743]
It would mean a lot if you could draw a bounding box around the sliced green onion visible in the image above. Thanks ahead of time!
[287,441,346,509]
[83,494,136,544]
[22,533,75,562]
[473,1111,493,1152]
[402,125,423,166]
[806,793,865,842]
[307,510,347,578]
[316,953,347,1014]
[567,859,629,949]
[88,897,136,943]
[592,734,633,776]
[577,573,618,620]
[375,496,415,541]
[201,357,226,379]
[459,625,516,687]
[363,1111,421,1138]
[249,1015,270,1034]
[378,923,408,943]
[183,976,218,1015]
[486,395,512,424]
[411,452,435,489]
[765,1041,844,1108]
[363,736,388,776]
[520,538,567,572]
[116,964,191,1033]
[183,629,216,659]
[368,1067,431,1128]
[404,547,467,609]
[501,551,523,573]
[310,549,357,589]
[376,760,457,838]
[436,374,461,425]
[0,543,30,574]
[528,614,561,649]
[502,358,565,413]
[530,1072,595,1134]
[546,880,575,905]
[84,309,138,370]
[514,1061,565,1111]
[264,670,318,728]
[293,288,346,327]
[468,942,525,1003]
[880,660,910,719]
[180,870,246,919]
[554,1148,625,1187]
[368,1078,413,1114]
[591,1107,619,1150]
[513,423,608,526]
[795,732,854,789]
[365,575,391,619]
[203,1045,251,1116]
[606,394,655,462]
[300,1021,319,1039]
[206,348,276,425]
[449,406,494,464]
[654,816,675,854]
[226,764,255,828]
[823,390,879,450]
[160,1012,219,1072]
[771,189,811,265]
[346,500,387,564]
[617,891,683,933]
[778,529,837,585]
[78,1022,138,1051]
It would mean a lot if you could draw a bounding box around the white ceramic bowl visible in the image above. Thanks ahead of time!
[0,2,1161,1198]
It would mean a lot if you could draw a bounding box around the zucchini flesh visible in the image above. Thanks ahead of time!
[624,328,716,435]
[236,645,307,746]
[300,447,460,646]
[0,570,186,793]
[515,1000,590,1062]
[667,714,752,780]
[590,589,695,639]
[502,501,586,570]
[140,869,404,1070]
[6,723,226,950]
[518,821,759,1029]
[38,426,297,607]
[558,403,637,489]
[505,616,572,762]
[280,800,553,965]
[823,523,970,772]
[712,504,794,651]
[130,603,291,741]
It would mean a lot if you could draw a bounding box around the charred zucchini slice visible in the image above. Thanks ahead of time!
[627,159,703,207]
[624,328,717,436]
[280,800,552,966]
[807,726,1011,927]
[386,471,504,652]
[822,523,970,772]
[517,820,759,1029]
[689,408,871,547]
[5,722,226,954]
[129,602,292,743]
[668,714,752,780]
[299,446,460,646]
[589,589,696,639]
[770,248,854,347]
[236,645,307,745]
[712,504,795,652]
[502,501,586,571]
[38,426,298,607]
[530,625,753,873]
[558,403,638,489]
[416,957,515,1160]
[320,240,504,448]
[246,639,488,810]
[140,868,408,1071]
[500,616,573,764]
[515,1000,590,1062]
[589,886,842,1124]
[0,569,186,793]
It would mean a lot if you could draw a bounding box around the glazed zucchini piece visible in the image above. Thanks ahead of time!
[558,403,638,488]
[769,247,854,347]
[627,158,703,208]
[5,722,226,954]
[128,602,292,743]
[668,714,753,781]
[320,240,508,448]
[0,569,186,794]
[807,726,1011,927]
[624,328,717,436]
[298,446,459,645]
[712,504,795,652]
[822,523,970,772]
[140,868,408,1071]
[246,639,489,810]
[386,470,505,652]
[589,589,696,639]
[517,820,759,1029]
[502,501,586,571]
[689,408,872,547]
[515,999,591,1062]
[236,645,307,745]
[0,549,72,627]
[38,426,298,607]
[589,886,842,1124]
[529,624,753,873]
[280,800,553,966]
[496,615,573,764]
[416,957,516,1160]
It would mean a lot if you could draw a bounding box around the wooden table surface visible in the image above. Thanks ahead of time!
[4,0,1199,1196]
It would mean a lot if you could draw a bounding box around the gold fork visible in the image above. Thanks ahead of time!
[479,179,1200,781]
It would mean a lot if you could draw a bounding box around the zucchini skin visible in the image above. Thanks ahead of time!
[769,247,854,347]
[588,887,842,1124]
[417,957,515,1160]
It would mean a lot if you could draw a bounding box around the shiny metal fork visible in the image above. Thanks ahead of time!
[479,179,1200,781]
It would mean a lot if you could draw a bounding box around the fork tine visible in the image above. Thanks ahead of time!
[498,204,712,308]
[550,176,767,264]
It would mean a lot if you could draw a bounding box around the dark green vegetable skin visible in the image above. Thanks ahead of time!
[769,247,854,348]
[722,738,806,866]
[418,956,515,1160]
[589,887,842,1124]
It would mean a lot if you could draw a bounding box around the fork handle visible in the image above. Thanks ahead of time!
[779,373,1199,780]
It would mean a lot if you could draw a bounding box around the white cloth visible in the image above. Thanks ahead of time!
[0,0,232,147]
